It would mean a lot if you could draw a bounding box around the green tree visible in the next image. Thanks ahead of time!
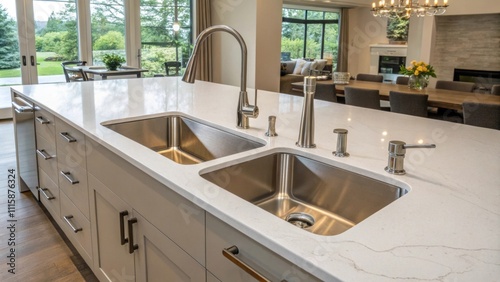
[39,12,65,35]
[36,32,67,52]
[94,31,125,50]
[0,5,20,69]
[387,17,409,42]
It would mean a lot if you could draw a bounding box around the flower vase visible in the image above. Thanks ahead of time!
[408,75,429,90]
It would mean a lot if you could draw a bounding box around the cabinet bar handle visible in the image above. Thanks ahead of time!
[223,245,274,282]
[36,149,52,160]
[60,171,79,184]
[36,116,50,124]
[63,215,82,233]
[12,101,33,113]
[128,218,138,254]
[119,211,129,245]
[59,132,77,143]
[39,187,55,200]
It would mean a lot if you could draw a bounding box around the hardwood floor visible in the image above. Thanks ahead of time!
[0,120,98,281]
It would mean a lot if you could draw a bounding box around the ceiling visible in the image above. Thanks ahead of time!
[284,0,372,8]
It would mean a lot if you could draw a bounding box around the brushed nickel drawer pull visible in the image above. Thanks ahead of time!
[39,187,55,200]
[119,211,129,245]
[36,116,50,124]
[223,245,284,282]
[128,218,139,254]
[59,132,77,143]
[36,149,52,160]
[63,215,82,233]
[60,171,79,184]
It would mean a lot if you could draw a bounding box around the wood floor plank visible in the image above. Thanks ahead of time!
[0,120,97,281]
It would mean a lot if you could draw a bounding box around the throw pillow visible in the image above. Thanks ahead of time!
[301,61,318,76]
[280,63,287,76]
[293,59,307,75]
[314,59,327,71]
[281,60,296,74]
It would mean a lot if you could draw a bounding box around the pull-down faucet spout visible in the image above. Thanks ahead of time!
[182,25,259,129]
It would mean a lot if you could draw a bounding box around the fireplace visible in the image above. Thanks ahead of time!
[453,68,500,93]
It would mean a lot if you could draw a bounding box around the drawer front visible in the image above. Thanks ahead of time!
[60,192,92,263]
[206,214,321,282]
[56,118,87,170]
[35,107,56,142]
[86,138,205,265]
[36,135,58,182]
[58,164,89,219]
[39,169,60,218]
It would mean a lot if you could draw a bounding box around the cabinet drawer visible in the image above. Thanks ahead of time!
[58,164,89,219]
[35,107,56,142]
[56,118,87,170]
[206,213,321,282]
[38,169,60,218]
[36,135,58,182]
[60,192,92,264]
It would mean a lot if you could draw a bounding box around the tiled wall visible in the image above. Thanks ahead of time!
[431,14,500,81]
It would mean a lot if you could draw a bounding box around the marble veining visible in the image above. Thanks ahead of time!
[11,77,500,281]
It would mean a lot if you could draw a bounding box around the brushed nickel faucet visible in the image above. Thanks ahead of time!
[182,25,259,129]
[385,140,436,175]
[296,76,316,148]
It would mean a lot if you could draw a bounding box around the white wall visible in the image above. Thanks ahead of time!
[211,0,282,92]
[347,7,387,77]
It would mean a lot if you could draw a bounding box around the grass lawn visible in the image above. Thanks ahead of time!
[0,52,63,78]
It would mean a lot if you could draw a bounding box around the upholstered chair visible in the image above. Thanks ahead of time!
[356,73,384,83]
[389,91,428,117]
[435,80,475,92]
[344,87,380,110]
[462,102,500,130]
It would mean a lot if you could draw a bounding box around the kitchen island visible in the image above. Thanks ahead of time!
[11,77,500,281]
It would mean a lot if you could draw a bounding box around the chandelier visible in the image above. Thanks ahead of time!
[372,0,449,18]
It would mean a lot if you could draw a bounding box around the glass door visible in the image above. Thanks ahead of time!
[0,1,23,86]
[32,0,79,84]
[0,0,79,86]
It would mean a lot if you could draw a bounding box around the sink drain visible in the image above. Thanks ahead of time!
[285,212,315,229]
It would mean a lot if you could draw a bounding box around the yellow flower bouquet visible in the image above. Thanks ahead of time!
[399,60,437,78]
[399,60,436,90]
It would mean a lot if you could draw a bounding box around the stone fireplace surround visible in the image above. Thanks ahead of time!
[430,14,500,87]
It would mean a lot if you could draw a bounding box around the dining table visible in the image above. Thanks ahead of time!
[293,79,500,111]
[78,66,149,80]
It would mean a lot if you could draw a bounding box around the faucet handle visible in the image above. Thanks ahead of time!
[265,116,278,137]
[333,128,349,157]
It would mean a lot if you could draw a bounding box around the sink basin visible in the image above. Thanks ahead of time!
[201,151,407,236]
[103,115,265,165]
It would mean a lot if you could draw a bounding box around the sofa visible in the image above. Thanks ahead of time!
[280,59,328,94]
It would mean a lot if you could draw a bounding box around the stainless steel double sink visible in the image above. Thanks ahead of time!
[104,114,407,236]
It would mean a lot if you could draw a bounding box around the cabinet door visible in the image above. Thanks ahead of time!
[89,174,135,282]
[132,212,205,282]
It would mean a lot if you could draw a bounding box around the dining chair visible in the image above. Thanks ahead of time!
[344,87,381,110]
[314,83,337,103]
[435,80,475,92]
[395,76,409,85]
[491,85,500,95]
[389,91,428,117]
[356,73,384,83]
[164,61,181,76]
[62,66,89,82]
[61,61,87,82]
[462,102,500,130]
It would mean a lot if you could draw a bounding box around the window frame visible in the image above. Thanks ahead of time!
[281,6,340,60]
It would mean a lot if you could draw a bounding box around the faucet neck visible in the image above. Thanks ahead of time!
[182,25,247,93]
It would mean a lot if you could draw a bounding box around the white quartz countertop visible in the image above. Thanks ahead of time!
[12,78,500,281]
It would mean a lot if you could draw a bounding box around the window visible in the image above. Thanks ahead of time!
[281,8,340,63]
[90,0,126,66]
[0,0,192,85]
[140,0,192,77]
